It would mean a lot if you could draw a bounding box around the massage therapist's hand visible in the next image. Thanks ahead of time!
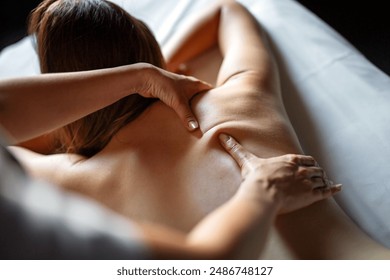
[219,134,342,214]
[139,65,212,131]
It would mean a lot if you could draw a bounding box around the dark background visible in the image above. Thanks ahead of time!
[297,0,390,76]
[0,1,42,51]
[1,0,389,75]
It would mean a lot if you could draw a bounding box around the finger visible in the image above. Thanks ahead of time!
[296,155,316,166]
[297,166,324,179]
[310,177,327,189]
[182,76,213,99]
[196,79,213,91]
[312,184,342,200]
[219,134,256,175]
[174,100,199,131]
[188,76,213,90]
[330,184,343,194]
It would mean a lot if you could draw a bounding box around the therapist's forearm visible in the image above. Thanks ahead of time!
[0,63,152,143]
[186,194,279,259]
[141,193,279,259]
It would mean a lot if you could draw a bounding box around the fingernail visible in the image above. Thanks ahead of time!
[219,134,234,148]
[188,120,198,130]
[331,184,342,193]
[219,133,230,143]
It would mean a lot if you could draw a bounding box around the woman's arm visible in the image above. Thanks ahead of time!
[163,1,222,73]
[216,1,277,88]
[165,1,276,87]
[138,134,340,259]
[0,63,210,143]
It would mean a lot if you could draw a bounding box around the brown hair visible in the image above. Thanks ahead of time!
[28,0,165,157]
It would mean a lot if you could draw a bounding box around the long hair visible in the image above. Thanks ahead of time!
[29,0,165,157]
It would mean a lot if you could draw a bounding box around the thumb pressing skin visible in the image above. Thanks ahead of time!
[178,79,212,131]
[175,100,199,131]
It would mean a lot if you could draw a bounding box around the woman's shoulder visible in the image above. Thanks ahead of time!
[192,75,284,135]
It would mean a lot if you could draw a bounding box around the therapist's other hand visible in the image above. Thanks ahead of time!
[219,133,342,214]
[140,65,212,131]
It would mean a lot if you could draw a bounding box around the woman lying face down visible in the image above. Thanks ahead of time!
[10,0,390,259]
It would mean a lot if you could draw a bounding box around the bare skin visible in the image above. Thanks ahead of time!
[0,64,211,143]
[10,1,390,259]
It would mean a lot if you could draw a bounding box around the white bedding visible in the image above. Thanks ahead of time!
[1,0,389,247]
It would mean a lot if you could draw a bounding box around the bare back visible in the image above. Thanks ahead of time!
[11,2,390,259]
[23,47,383,259]
[37,48,296,258]
[66,49,297,216]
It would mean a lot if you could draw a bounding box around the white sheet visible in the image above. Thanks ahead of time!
[1,0,389,247]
